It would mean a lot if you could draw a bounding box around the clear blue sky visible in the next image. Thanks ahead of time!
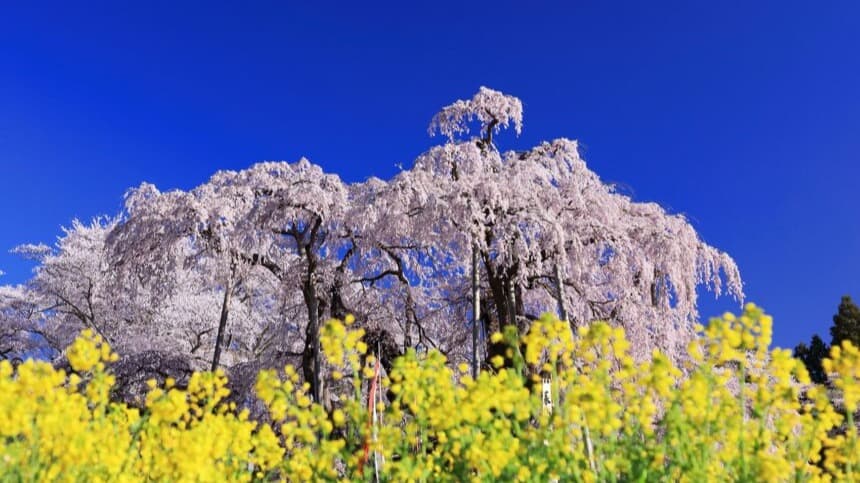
[1,1,858,349]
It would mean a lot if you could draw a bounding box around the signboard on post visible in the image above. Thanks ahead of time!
[542,376,552,413]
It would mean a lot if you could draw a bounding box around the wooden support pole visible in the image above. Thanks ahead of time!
[471,243,481,379]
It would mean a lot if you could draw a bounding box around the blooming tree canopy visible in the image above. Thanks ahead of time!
[2,87,742,381]
[392,88,742,361]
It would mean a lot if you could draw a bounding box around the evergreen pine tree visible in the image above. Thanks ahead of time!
[830,295,860,348]
[794,334,829,384]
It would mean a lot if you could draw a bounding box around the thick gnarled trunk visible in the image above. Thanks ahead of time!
[210,266,235,372]
[301,246,322,403]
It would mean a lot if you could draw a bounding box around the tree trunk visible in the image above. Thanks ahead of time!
[555,262,568,323]
[403,287,416,352]
[650,269,663,307]
[329,283,347,320]
[483,259,521,361]
[302,274,321,403]
[298,218,324,404]
[483,257,509,334]
[211,274,233,371]
[514,283,528,334]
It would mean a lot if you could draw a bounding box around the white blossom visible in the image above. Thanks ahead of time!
[1,87,742,369]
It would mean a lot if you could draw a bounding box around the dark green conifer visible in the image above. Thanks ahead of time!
[830,295,860,349]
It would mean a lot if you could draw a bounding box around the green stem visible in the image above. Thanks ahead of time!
[847,409,855,482]
[738,362,747,480]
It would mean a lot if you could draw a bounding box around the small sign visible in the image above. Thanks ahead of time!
[541,376,552,413]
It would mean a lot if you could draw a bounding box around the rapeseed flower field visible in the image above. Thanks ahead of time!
[1,304,858,481]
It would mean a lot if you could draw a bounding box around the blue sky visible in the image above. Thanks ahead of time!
[1,1,858,349]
